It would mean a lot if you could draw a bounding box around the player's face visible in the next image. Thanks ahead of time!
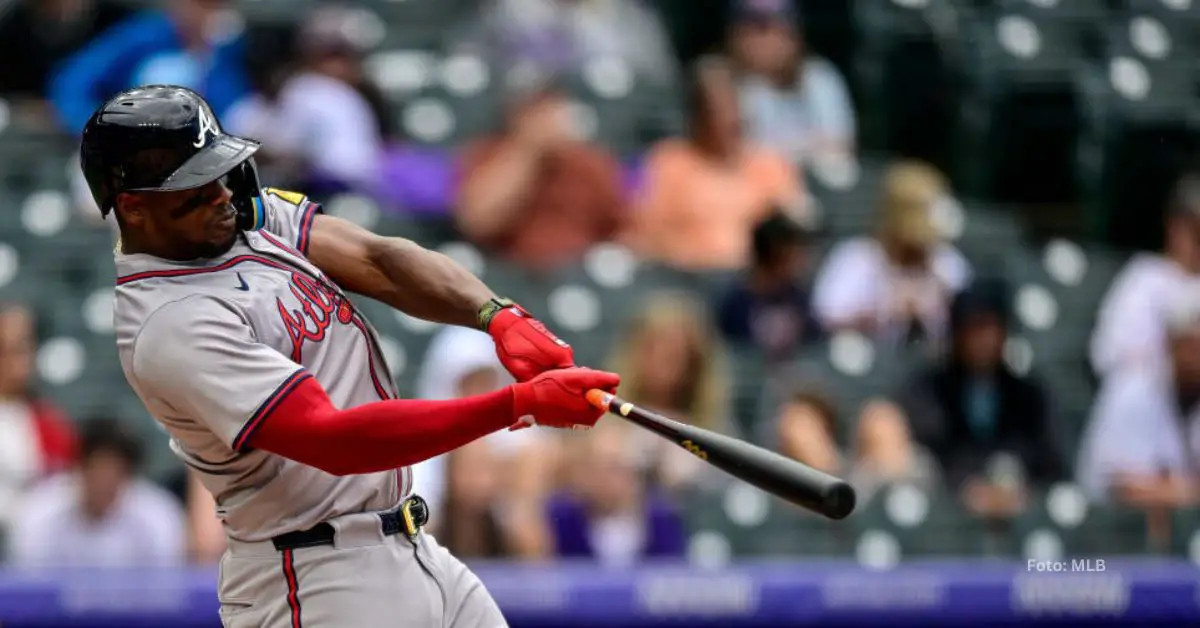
[128,180,239,259]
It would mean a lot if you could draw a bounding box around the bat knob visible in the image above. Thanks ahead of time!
[823,481,857,520]
[585,388,612,410]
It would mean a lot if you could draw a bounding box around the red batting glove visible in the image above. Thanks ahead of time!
[509,368,620,431]
[482,300,574,382]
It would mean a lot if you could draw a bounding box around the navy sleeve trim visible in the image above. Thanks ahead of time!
[295,202,322,256]
[232,370,313,452]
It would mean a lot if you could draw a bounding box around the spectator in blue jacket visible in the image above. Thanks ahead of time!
[50,0,250,136]
[716,207,824,362]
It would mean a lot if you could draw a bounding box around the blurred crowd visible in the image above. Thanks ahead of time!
[0,0,1196,569]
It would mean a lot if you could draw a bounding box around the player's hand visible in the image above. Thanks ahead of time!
[509,367,620,431]
[484,301,575,382]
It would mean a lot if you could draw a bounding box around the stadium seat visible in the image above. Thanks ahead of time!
[359,0,475,51]
[726,346,773,442]
[787,338,920,445]
[999,240,1102,460]
[955,204,1026,267]
[751,504,852,557]
[1012,486,1152,558]
[805,155,886,238]
[401,85,495,148]
[681,485,850,558]
[1168,508,1200,563]
[1089,13,1200,248]
[1120,0,1200,41]
[234,0,319,22]
[853,0,970,175]
[965,1,1106,206]
[851,483,992,564]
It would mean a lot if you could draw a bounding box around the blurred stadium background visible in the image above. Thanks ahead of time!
[0,0,1198,625]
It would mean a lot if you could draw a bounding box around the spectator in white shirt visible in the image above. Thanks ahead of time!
[811,160,971,347]
[727,0,856,166]
[1090,174,1200,382]
[225,5,385,196]
[1077,287,1200,507]
[9,418,185,567]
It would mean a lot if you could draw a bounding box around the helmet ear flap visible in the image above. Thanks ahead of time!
[227,159,264,231]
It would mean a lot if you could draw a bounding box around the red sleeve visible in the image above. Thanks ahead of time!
[246,374,514,476]
[30,401,78,473]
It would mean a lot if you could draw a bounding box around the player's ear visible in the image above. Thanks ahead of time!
[114,192,145,228]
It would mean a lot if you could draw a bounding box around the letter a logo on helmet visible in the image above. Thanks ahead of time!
[194,106,221,149]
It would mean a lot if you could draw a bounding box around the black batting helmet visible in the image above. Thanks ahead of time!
[80,85,266,230]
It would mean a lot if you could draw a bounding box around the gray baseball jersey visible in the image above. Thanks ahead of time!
[115,188,411,542]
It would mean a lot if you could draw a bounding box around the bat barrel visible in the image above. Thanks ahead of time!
[822,480,857,520]
[586,389,857,520]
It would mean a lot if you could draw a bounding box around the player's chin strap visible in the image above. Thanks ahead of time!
[227,159,265,231]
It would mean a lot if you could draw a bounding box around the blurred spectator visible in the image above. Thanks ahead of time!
[9,418,184,567]
[50,0,250,136]
[456,76,627,269]
[449,0,679,87]
[727,0,855,165]
[777,390,939,506]
[606,292,732,491]
[412,326,558,560]
[1077,287,1200,507]
[715,208,823,361]
[437,440,510,559]
[225,5,385,197]
[811,160,970,346]
[1090,174,1200,382]
[0,304,76,531]
[546,422,686,565]
[867,280,1062,518]
[0,0,131,104]
[629,56,806,271]
[185,470,224,564]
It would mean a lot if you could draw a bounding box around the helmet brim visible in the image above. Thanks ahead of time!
[129,134,262,193]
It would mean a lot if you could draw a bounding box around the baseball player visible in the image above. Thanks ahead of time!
[80,85,621,628]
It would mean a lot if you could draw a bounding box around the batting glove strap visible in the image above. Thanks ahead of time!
[477,297,516,331]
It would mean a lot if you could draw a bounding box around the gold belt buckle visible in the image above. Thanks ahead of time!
[400,498,420,539]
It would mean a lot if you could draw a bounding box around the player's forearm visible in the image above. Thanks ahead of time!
[365,236,495,328]
[247,375,513,476]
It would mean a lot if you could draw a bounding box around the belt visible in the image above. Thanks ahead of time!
[271,495,429,551]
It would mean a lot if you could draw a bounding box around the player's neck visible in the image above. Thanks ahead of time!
[117,233,198,262]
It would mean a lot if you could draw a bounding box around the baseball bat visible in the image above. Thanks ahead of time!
[586,389,856,520]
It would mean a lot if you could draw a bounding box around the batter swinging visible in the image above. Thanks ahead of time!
[81,85,620,627]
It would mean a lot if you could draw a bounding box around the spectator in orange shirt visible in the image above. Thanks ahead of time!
[628,55,806,271]
[455,76,627,270]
